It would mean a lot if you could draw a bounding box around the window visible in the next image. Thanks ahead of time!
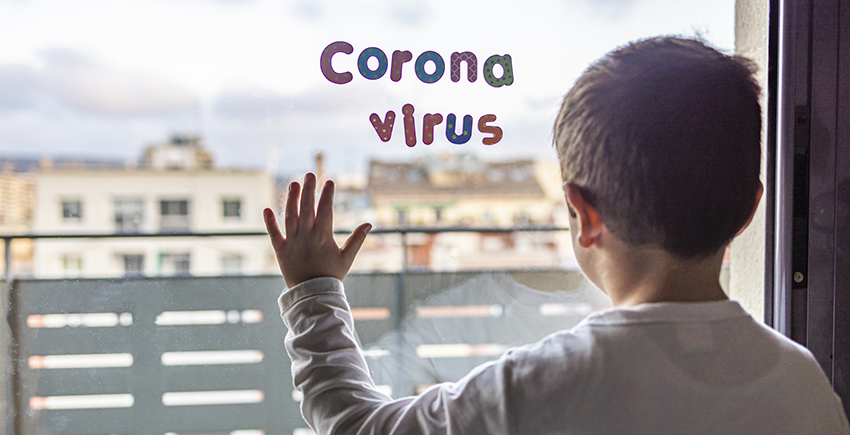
[62,254,82,277]
[114,198,144,233]
[122,254,144,276]
[4,1,773,434]
[221,254,243,275]
[61,200,82,222]
[160,253,190,276]
[160,200,190,232]
[223,199,242,219]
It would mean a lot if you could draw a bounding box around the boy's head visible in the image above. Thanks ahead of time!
[554,37,762,258]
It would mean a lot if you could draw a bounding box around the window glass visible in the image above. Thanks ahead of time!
[221,253,244,275]
[0,1,740,434]
[121,254,145,276]
[223,199,243,219]
[61,200,82,222]
[160,199,190,232]
[114,198,144,233]
[160,252,191,276]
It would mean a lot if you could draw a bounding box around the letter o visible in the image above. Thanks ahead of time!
[358,48,389,80]
[415,51,445,84]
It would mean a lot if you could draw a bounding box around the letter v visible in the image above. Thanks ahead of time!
[369,111,396,142]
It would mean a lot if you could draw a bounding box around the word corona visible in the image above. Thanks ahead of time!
[321,41,514,87]
[370,104,502,147]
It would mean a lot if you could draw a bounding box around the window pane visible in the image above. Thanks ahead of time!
[122,254,144,276]
[161,253,191,276]
[1,1,744,434]
[114,198,144,233]
[223,199,242,218]
[61,200,82,221]
[160,200,190,232]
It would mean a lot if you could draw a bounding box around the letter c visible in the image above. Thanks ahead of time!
[320,41,354,84]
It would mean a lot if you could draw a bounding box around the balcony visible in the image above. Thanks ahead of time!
[0,228,604,434]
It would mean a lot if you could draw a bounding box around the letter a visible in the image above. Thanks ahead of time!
[483,54,514,88]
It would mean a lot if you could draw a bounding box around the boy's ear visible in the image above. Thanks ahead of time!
[735,181,764,237]
[565,183,604,248]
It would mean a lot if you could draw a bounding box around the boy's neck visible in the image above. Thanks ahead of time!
[596,243,729,307]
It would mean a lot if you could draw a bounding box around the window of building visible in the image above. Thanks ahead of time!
[160,253,190,276]
[122,254,144,276]
[62,254,82,277]
[61,200,82,222]
[396,208,408,225]
[160,200,190,232]
[221,254,243,275]
[223,199,242,219]
[114,198,144,233]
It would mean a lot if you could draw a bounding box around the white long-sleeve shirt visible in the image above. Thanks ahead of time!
[279,277,850,435]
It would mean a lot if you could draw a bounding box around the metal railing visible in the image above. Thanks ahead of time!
[1,225,570,280]
[0,226,590,435]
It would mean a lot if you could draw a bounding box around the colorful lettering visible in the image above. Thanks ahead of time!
[483,54,514,88]
[415,51,445,84]
[450,52,477,82]
[391,50,413,82]
[320,41,353,84]
[403,104,416,147]
[477,114,503,145]
[423,113,443,145]
[445,114,473,144]
[369,111,396,142]
[358,47,388,80]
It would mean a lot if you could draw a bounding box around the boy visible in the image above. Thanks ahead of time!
[263,37,850,434]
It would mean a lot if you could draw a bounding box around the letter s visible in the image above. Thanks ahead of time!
[478,114,503,145]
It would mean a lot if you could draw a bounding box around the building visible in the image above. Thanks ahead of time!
[32,136,278,278]
[0,162,36,276]
[345,154,576,271]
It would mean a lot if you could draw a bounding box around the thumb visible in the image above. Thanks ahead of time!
[341,223,371,267]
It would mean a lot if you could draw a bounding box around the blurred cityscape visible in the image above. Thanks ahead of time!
[0,135,576,279]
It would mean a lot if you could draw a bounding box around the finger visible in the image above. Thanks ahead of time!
[300,173,317,231]
[315,180,335,233]
[341,222,372,267]
[263,207,285,246]
[284,182,300,237]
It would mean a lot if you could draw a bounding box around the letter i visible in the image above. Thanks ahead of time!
[403,104,416,147]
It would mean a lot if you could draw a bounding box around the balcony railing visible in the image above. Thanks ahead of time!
[0,228,597,435]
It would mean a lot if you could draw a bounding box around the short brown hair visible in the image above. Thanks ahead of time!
[554,37,761,258]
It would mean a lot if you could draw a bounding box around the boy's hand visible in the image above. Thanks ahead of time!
[263,173,372,288]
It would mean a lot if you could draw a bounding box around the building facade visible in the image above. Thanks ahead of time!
[345,154,576,272]
[32,137,278,278]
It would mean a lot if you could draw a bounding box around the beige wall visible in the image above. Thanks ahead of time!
[32,169,278,277]
[730,0,769,320]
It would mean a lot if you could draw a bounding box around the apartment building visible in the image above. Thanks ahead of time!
[353,154,576,271]
[32,136,278,278]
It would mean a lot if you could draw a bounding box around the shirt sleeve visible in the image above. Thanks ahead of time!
[279,277,514,435]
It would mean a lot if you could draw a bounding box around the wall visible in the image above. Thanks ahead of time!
[730,0,769,320]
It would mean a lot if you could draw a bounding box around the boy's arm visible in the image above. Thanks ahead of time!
[264,173,513,435]
[279,276,513,435]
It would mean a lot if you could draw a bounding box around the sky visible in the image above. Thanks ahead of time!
[0,0,735,176]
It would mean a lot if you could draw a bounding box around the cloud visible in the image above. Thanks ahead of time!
[0,65,41,111]
[0,48,197,117]
[292,0,324,19]
[212,87,398,120]
[390,0,433,26]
